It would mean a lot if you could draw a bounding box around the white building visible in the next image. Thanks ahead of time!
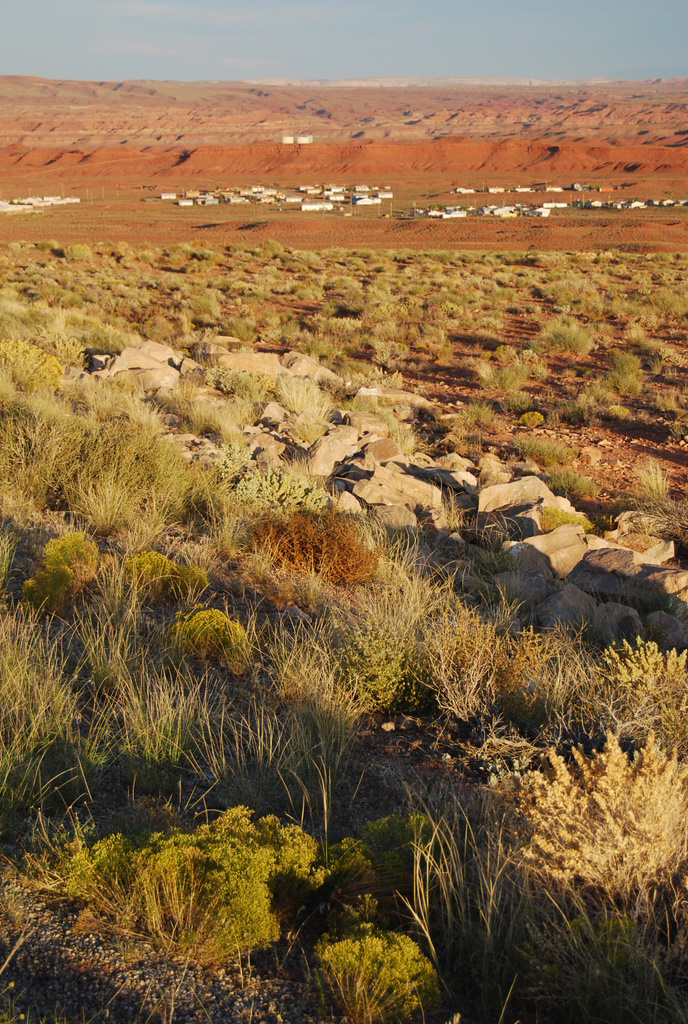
[300,201,333,211]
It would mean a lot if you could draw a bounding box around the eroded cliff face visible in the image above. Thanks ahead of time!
[0,76,686,148]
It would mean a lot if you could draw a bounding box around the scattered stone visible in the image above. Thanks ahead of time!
[380,721,396,732]
[646,610,688,650]
[595,602,643,643]
[216,351,286,376]
[345,411,390,437]
[535,584,598,630]
[281,350,341,384]
[494,569,550,609]
[260,401,289,427]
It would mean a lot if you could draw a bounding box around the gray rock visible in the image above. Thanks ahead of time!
[535,584,598,630]
[646,610,688,651]
[281,350,341,384]
[344,411,390,437]
[371,504,418,529]
[505,524,588,578]
[326,424,360,445]
[136,340,177,363]
[216,351,286,377]
[307,435,356,476]
[260,401,289,427]
[494,569,550,609]
[595,602,643,643]
[362,437,402,462]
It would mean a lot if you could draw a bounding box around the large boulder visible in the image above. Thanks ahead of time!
[494,569,550,609]
[535,584,597,630]
[216,351,286,377]
[281,351,341,384]
[594,602,643,643]
[307,435,357,476]
[344,411,390,437]
[504,524,588,578]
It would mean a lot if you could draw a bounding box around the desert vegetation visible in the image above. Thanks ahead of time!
[0,239,686,1023]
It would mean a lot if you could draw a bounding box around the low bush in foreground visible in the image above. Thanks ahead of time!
[60,806,323,961]
[169,606,250,672]
[23,531,100,614]
[123,550,208,602]
[316,924,440,1023]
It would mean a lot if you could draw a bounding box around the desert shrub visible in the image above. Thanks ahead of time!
[517,732,688,916]
[340,625,432,713]
[599,638,688,752]
[233,468,327,514]
[274,375,332,442]
[63,806,323,960]
[606,350,643,397]
[250,509,378,585]
[540,507,593,533]
[513,436,576,467]
[123,551,208,602]
[0,339,62,393]
[205,366,271,403]
[518,410,544,428]
[169,606,249,672]
[23,532,100,614]
[547,468,600,499]
[63,244,93,262]
[316,924,439,1024]
[537,316,594,356]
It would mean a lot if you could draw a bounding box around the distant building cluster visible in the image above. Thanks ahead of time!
[440,182,688,220]
[158,183,395,212]
[0,195,81,215]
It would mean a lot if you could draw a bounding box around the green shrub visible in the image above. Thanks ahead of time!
[234,468,327,514]
[316,924,440,1023]
[123,551,208,602]
[0,338,63,393]
[169,606,249,672]
[514,436,576,467]
[547,468,600,499]
[540,507,594,533]
[22,532,100,614]
[64,806,323,960]
[63,244,94,262]
[340,625,432,713]
[518,410,545,428]
[537,316,594,356]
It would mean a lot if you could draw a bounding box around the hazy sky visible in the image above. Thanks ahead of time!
[2,0,686,81]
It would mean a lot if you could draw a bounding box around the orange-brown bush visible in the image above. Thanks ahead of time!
[250,509,378,585]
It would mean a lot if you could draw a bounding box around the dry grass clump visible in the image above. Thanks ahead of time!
[536,315,594,356]
[517,733,688,916]
[250,508,379,585]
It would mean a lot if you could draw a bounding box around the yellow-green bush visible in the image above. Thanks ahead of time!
[123,551,208,602]
[316,924,440,1023]
[64,807,323,960]
[0,338,63,393]
[169,606,249,672]
[518,410,545,428]
[340,625,432,713]
[22,532,100,614]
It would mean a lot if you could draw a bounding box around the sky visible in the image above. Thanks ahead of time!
[1,0,686,82]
